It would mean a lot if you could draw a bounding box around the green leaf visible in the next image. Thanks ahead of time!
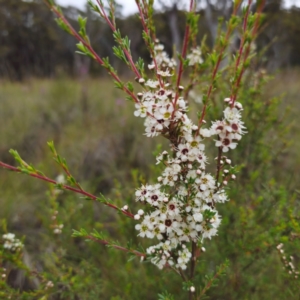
[127,82,134,93]
[55,18,72,35]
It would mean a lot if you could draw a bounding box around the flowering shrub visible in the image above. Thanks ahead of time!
[3,0,299,299]
[133,87,246,270]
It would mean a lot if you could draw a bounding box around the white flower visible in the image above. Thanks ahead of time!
[177,248,192,264]
[56,174,65,184]
[176,143,190,162]
[135,184,151,201]
[215,135,237,152]
[200,128,212,137]
[154,105,174,121]
[195,151,208,169]
[214,190,228,203]
[193,212,203,222]
[187,47,203,66]
[135,222,154,238]
[153,43,177,69]
[2,233,23,251]
[223,107,241,122]
[157,69,173,77]
[198,173,216,191]
[162,162,181,186]
[145,80,159,89]
[144,118,162,137]
[210,120,226,135]
[134,103,147,118]
[165,200,182,217]
[154,44,164,51]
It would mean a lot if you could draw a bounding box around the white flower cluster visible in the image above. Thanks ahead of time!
[210,98,246,152]
[187,47,203,66]
[277,243,299,279]
[146,242,191,270]
[45,281,54,290]
[2,233,23,252]
[53,223,64,234]
[153,42,177,70]
[133,44,246,270]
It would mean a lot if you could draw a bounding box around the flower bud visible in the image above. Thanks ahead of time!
[235,102,243,110]
[138,78,145,84]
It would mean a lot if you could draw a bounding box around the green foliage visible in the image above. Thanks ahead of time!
[0,70,299,298]
[1,0,300,80]
[0,1,300,299]
[158,291,175,300]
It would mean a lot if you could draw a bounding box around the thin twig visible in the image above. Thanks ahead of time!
[0,161,134,219]
[45,1,139,104]
[86,235,145,257]
[231,0,266,106]
[95,0,142,78]
[196,0,242,133]
[198,262,228,299]
[171,0,195,118]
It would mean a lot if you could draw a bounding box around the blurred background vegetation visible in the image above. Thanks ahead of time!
[0,0,300,299]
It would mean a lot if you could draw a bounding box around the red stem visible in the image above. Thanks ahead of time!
[233,0,253,75]
[86,235,145,257]
[135,0,164,87]
[171,0,194,118]
[48,4,139,104]
[96,0,142,79]
[198,262,228,299]
[231,0,265,106]
[0,161,134,219]
[196,1,242,132]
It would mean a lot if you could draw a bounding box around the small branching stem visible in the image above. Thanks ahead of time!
[95,0,142,78]
[86,235,145,257]
[196,0,242,133]
[172,0,195,118]
[189,241,197,300]
[231,0,265,106]
[45,2,139,103]
[215,144,223,184]
[0,161,134,219]
[197,262,228,299]
[135,0,164,87]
